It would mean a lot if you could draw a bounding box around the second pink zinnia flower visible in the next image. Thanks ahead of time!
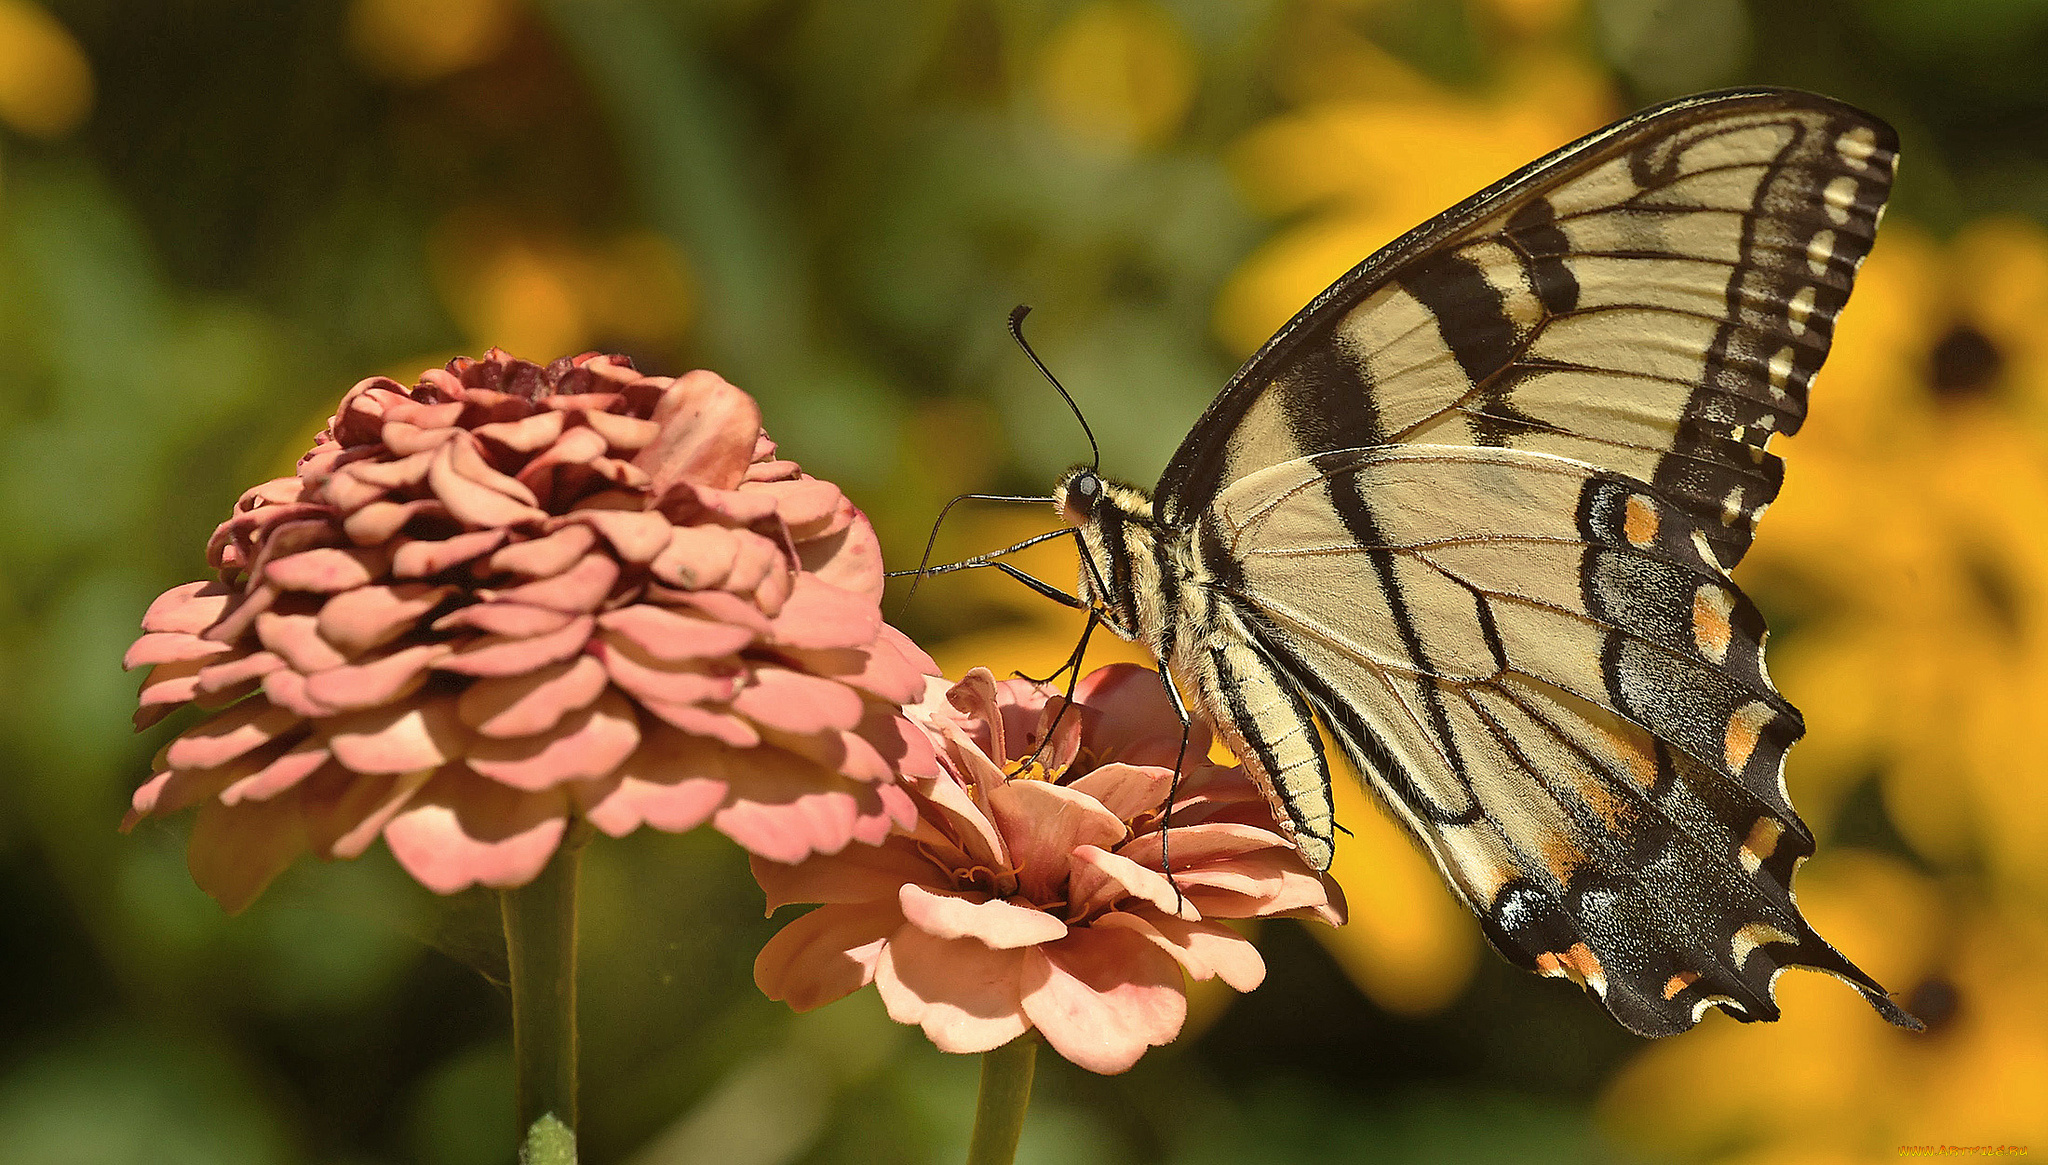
[752,664,1346,1074]
[124,350,938,909]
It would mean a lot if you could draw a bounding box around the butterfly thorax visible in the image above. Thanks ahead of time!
[1053,467,1188,660]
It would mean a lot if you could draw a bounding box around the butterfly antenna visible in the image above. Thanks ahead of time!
[895,491,1057,616]
[1010,305,1099,471]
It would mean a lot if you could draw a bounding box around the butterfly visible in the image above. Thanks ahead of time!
[999,88,1920,1037]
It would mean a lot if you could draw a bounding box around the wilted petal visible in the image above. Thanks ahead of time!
[754,901,902,1012]
[899,883,1068,949]
[875,924,1031,1055]
[188,794,308,914]
[382,767,569,894]
[303,767,434,859]
[1020,927,1186,1075]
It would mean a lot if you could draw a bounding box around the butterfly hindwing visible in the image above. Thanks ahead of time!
[1189,446,1907,1035]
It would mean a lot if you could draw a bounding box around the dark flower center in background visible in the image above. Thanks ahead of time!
[1902,975,1961,1034]
[1928,323,2004,399]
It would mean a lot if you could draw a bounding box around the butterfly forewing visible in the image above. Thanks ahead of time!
[1053,89,1914,1037]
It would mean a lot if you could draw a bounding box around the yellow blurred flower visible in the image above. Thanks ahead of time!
[1037,1,1196,153]
[1602,851,2048,1160]
[428,207,694,359]
[347,0,518,84]
[1741,219,2048,907]
[1217,54,1612,354]
[0,0,92,139]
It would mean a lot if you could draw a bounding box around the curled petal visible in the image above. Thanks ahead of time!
[875,924,1031,1055]
[1020,927,1187,1075]
[488,524,597,578]
[255,612,348,672]
[638,369,763,496]
[392,528,508,578]
[898,883,1067,949]
[572,509,670,563]
[429,438,547,527]
[124,632,234,669]
[1067,844,1196,922]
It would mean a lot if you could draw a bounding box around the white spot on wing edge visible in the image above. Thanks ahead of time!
[1787,286,1817,334]
[1823,176,1858,224]
[1836,125,1879,168]
[1806,229,1837,274]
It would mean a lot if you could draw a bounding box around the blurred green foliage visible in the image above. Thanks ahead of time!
[3,1,2046,1163]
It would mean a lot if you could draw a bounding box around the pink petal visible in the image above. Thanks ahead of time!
[1067,844,1196,922]
[456,654,609,738]
[1095,909,1266,991]
[798,509,884,602]
[188,793,308,914]
[437,614,594,677]
[124,632,234,669]
[342,498,449,544]
[637,369,763,496]
[1117,821,1290,869]
[142,581,233,635]
[325,697,467,774]
[746,840,944,910]
[302,767,434,858]
[467,688,640,791]
[392,528,508,577]
[571,510,670,564]
[898,883,1067,949]
[262,547,385,593]
[220,740,334,804]
[576,730,729,837]
[712,748,872,863]
[165,700,300,771]
[596,637,738,706]
[488,524,597,578]
[196,650,285,696]
[732,667,864,734]
[1020,927,1187,1074]
[665,588,773,636]
[913,764,1009,872]
[649,524,741,590]
[753,900,902,1012]
[1065,763,1174,827]
[1071,664,1209,768]
[750,477,844,534]
[381,767,570,894]
[636,698,761,747]
[487,553,619,614]
[597,604,756,661]
[255,611,348,672]
[473,408,565,453]
[875,923,1031,1054]
[429,437,547,527]
[303,642,451,713]
[317,583,454,654]
[579,409,659,452]
[433,600,576,638]
[769,574,882,651]
[985,780,1127,904]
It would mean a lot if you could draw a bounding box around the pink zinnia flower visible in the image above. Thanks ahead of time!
[123,350,937,910]
[751,663,1346,1074]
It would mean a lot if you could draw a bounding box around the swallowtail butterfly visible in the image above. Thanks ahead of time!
[1015,88,1918,1037]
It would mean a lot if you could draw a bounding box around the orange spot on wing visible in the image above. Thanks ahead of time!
[1623,494,1659,547]
[1662,970,1700,1000]
[1724,701,1773,773]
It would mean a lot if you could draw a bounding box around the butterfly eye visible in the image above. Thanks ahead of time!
[1063,471,1102,521]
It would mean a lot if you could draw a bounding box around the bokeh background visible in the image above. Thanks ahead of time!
[3,0,2046,1162]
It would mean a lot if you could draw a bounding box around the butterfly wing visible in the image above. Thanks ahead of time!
[1192,444,1911,1035]
[1152,89,1908,1035]
[1157,87,1896,576]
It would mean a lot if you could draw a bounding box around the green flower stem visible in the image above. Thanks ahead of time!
[965,1036,1038,1165]
[503,828,589,1165]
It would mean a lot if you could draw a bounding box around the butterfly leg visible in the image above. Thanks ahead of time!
[1157,665,1195,912]
[1019,610,1099,769]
